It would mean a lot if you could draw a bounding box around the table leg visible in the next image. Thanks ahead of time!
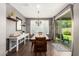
[31,41,33,48]
[31,41,34,48]
[28,35,29,40]
[16,40,19,52]
[24,37,26,45]
[9,40,11,51]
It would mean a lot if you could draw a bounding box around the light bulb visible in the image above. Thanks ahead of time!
[36,4,40,9]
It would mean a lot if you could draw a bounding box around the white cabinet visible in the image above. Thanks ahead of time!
[8,33,29,52]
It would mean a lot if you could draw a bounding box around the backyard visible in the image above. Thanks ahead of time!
[56,19,72,47]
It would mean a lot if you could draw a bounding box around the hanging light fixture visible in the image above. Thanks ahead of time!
[35,4,42,26]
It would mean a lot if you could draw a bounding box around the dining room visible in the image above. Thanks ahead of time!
[5,3,73,56]
[2,3,78,56]
[1,1,79,59]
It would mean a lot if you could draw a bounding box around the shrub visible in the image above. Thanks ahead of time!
[63,30,71,35]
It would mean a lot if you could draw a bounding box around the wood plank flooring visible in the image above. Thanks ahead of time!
[6,40,71,56]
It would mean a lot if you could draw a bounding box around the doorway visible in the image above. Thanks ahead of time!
[53,6,73,55]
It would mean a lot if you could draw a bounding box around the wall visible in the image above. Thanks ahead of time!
[6,4,26,38]
[0,3,6,56]
[73,4,79,56]
[26,19,30,33]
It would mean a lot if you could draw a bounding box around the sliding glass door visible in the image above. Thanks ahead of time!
[55,11,72,52]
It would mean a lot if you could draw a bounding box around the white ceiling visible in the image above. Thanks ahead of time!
[10,3,69,18]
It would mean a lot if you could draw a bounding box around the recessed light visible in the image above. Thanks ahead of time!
[36,4,40,9]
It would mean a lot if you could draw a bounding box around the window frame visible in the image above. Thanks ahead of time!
[16,17,22,31]
[30,20,49,34]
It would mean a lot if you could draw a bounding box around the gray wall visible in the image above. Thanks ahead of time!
[73,4,79,56]
[0,3,6,56]
[26,19,30,33]
[6,4,26,38]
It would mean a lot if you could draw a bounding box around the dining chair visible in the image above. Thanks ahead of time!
[33,37,47,56]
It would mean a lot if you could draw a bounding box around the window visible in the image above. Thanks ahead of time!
[31,20,49,34]
[16,18,22,31]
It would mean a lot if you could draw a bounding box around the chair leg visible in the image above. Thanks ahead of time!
[34,52,37,56]
[40,52,42,56]
[45,52,46,56]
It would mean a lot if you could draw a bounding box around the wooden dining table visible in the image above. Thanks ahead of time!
[30,33,49,48]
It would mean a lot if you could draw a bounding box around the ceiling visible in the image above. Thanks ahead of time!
[10,3,69,18]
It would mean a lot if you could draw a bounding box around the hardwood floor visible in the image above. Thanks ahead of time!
[6,40,71,56]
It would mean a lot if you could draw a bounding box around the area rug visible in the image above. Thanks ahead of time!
[52,43,70,52]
